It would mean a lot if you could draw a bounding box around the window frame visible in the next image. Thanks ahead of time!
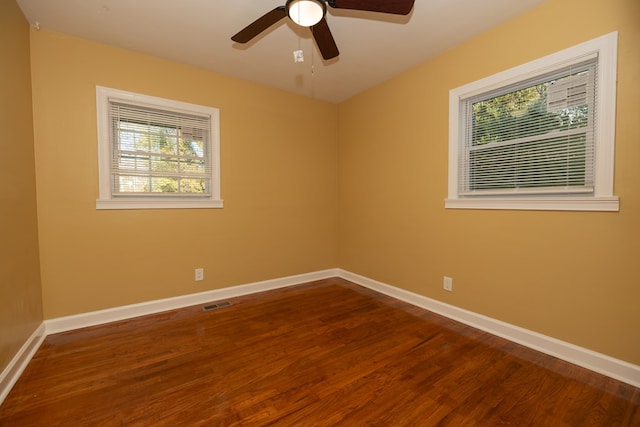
[446,32,619,212]
[96,86,222,210]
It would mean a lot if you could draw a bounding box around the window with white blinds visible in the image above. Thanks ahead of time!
[446,32,619,211]
[96,87,222,210]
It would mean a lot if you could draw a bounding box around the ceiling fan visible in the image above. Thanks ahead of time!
[231,0,415,60]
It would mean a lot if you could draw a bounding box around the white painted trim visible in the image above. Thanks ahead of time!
[336,269,640,388]
[444,196,619,211]
[45,269,339,334]
[95,198,224,210]
[0,323,47,406]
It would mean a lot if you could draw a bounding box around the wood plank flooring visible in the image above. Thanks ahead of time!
[1,277,638,426]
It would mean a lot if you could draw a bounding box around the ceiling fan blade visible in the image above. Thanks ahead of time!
[311,18,339,60]
[231,6,288,43]
[328,0,415,15]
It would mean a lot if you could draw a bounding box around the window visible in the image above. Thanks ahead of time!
[96,87,222,209]
[447,32,618,211]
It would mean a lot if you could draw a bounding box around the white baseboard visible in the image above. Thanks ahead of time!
[337,269,640,388]
[45,269,340,334]
[0,323,47,406]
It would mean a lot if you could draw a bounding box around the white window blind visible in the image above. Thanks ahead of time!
[459,59,597,196]
[109,102,212,197]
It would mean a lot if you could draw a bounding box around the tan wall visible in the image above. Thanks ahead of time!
[0,1,43,371]
[30,30,339,319]
[337,0,640,365]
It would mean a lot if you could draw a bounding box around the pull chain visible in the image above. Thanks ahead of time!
[311,37,315,99]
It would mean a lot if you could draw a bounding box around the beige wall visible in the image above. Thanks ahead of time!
[338,0,640,365]
[0,0,43,372]
[29,31,339,319]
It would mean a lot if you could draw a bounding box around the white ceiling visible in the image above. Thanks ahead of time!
[16,0,548,104]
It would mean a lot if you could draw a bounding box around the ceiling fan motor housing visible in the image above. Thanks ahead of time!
[285,0,327,27]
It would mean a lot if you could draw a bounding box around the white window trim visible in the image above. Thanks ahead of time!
[446,32,619,212]
[96,86,223,210]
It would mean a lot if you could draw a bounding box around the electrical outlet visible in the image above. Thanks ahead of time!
[443,276,453,292]
[195,268,204,281]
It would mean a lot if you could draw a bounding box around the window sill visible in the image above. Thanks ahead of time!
[96,198,224,210]
[444,196,619,212]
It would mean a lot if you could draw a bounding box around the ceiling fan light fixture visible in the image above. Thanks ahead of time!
[286,0,326,27]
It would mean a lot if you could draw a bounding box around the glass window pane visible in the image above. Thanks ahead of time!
[150,133,177,154]
[117,176,149,193]
[180,138,205,157]
[151,177,178,193]
[181,159,206,174]
[150,156,179,173]
[180,178,207,194]
[471,69,591,147]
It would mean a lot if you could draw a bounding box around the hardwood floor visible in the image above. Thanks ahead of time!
[1,277,638,426]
